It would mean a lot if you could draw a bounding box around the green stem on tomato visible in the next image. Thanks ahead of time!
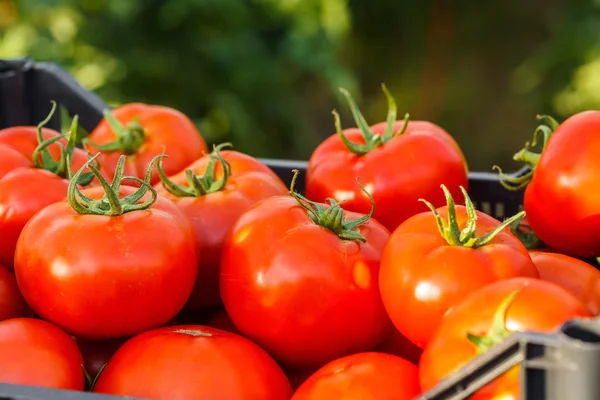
[334,84,410,156]
[509,215,545,250]
[420,185,526,248]
[157,143,233,197]
[67,152,161,216]
[467,291,520,353]
[83,109,145,155]
[288,169,374,243]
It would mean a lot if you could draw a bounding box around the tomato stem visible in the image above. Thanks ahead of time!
[466,290,520,353]
[157,143,233,197]
[84,109,146,155]
[420,185,526,248]
[509,216,545,250]
[289,169,374,243]
[334,85,410,156]
[67,153,160,216]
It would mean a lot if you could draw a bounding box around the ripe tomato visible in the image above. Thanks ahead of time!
[155,145,288,309]
[93,325,292,399]
[0,264,32,321]
[0,144,30,179]
[85,103,208,184]
[529,250,600,315]
[306,86,468,232]
[0,318,85,390]
[292,352,420,400]
[73,337,127,379]
[0,126,63,160]
[499,112,600,258]
[14,156,199,340]
[379,185,538,349]
[220,172,391,369]
[419,277,590,399]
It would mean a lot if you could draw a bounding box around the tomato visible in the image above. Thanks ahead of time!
[14,155,199,340]
[374,327,423,365]
[419,277,590,399]
[0,264,32,321]
[0,126,63,160]
[73,337,127,379]
[379,185,538,349]
[85,103,208,184]
[509,215,546,250]
[0,144,30,179]
[528,250,600,315]
[93,325,292,400]
[0,318,85,390]
[155,144,288,309]
[220,172,391,369]
[292,352,420,400]
[498,112,600,258]
[306,86,468,232]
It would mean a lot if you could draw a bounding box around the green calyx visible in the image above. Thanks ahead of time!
[467,290,520,353]
[509,214,545,250]
[157,143,233,197]
[420,185,526,248]
[68,152,160,216]
[494,114,559,191]
[333,84,410,156]
[84,109,145,155]
[289,169,374,243]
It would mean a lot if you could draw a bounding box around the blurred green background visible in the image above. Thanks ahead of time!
[2,0,600,171]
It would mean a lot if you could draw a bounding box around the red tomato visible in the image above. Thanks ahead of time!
[0,264,32,321]
[85,103,208,184]
[93,325,292,400]
[0,126,63,160]
[292,352,420,400]
[306,86,468,232]
[73,337,127,379]
[529,250,600,316]
[374,327,423,365]
[14,157,199,340]
[419,278,590,399]
[379,185,538,349]
[0,144,30,179]
[220,174,391,369]
[0,318,85,390]
[501,112,600,258]
[155,147,288,309]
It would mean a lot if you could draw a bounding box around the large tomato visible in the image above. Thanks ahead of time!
[498,112,600,258]
[93,325,292,399]
[379,185,538,349]
[14,155,199,340]
[0,144,30,179]
[419,278,590,399]
[220,172,391,369]
[0,318,85,390]
[0,264,32,321]
[292,352,420,400]
[85,103,208,184]
[155,144,288,309]
[306,86,468,232]
[0,126,64,160]
[529,250,600,315]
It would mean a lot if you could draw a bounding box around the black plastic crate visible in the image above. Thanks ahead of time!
[1,57,598,400]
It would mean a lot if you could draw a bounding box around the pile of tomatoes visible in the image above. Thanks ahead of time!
[0,85,599,400]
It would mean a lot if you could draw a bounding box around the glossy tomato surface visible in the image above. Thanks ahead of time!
[0,144,30,179]
[14,186,199,340]
[523,111,600,258]
[220,195,392,369]
[0,318,85,390]
[529,250,600,315]
[419,278,590,399]
[306,120,468,231]
[0,264,32,321]
[0,126,63,160]
[156,150,288,309]
[93,325,292,400]
[85,103,208,184]
[292,352,420,400]
[379,205,538,349]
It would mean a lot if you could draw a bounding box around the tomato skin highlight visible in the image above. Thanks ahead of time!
[0,264,32,321]
[529,250,600,315]
[220,195,392,369]
[155,150,288,310]
[292,352,420,400]
[93,325,292,400]
[379,204,539,349]
[85,103,208,184]
[306,119,468,232]
[0,318,85,390]
[419,277,591,399]
[523,111,600,258]
[14,186,199,340]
